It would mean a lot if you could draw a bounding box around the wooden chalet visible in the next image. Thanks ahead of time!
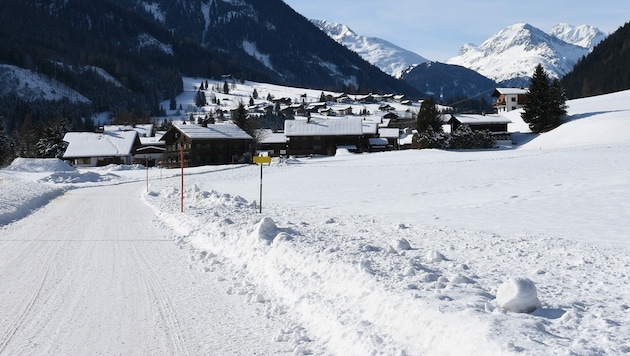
[160,123,253,167]
[256,129,287,157]
[284,117,371,156]
[448,114,512,143]
[492,88,528,113]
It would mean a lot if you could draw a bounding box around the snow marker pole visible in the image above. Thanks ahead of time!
[259,162,263,213]
[180,146,184,213]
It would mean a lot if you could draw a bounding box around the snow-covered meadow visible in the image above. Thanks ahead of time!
[1,87,629,355]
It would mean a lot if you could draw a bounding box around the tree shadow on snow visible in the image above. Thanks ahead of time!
[565,109,628,123]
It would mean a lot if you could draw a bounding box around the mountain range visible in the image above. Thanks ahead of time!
[446,23,607,86]
[315,20,608,102]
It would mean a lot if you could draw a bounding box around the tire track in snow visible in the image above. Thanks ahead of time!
[132,242,191,356]
[0,240,59,354]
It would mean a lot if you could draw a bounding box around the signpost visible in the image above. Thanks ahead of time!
[253,156,272,213]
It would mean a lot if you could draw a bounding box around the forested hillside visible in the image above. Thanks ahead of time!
[561,22,630,98]
[0,0,419,164]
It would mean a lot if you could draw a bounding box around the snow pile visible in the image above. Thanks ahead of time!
[496,277,542,313]
[5,157,76,173]
[0,174,65,225]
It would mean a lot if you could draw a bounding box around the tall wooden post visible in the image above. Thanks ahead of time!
[180,145,184,213]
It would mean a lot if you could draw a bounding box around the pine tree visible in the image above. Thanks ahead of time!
[36,118,70,158]
[0,120,10,165]
[547,78,568,131]
[232,101,253,137]
[416,97,443,133]
[195,89,207,107]
[521,64,567,133]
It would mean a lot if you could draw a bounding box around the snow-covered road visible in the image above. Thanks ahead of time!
[0,181,294,355]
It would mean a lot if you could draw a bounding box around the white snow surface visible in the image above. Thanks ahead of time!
[1,87,630,355]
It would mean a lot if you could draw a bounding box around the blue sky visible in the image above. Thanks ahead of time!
[283,0,630,62]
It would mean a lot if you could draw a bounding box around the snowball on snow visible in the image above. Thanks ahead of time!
[391,238,412,251]
[251,217,279,243]
[426,250,447,262]
[496,277,542,313]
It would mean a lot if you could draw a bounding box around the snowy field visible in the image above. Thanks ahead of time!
[1,88,629,355]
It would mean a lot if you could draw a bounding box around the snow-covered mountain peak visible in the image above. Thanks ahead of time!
[447,23,594,85]
[312,19,428,78]
[481,23,560,54]
[550,23,607,49]
[312,19,357,41]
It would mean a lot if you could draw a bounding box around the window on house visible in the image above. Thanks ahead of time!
[511,97,516,102]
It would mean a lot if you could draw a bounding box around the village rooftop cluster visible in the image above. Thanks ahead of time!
[61,78,527,167]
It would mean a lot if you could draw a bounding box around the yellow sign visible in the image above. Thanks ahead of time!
[253,156,272,165]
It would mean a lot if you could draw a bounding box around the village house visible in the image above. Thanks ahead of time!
[377,128,401,150]
[135,134,166,167]
[62,129,141,167]
[284,117,376,156]
[256,129,287,157]
[492,88,528,112]
[160,123,253,167]
[100,124,166,166]
[447,113,513,144]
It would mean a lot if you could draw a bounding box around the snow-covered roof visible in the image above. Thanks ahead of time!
[493,88,528,96]
[257,129,287,144]
[450,114,512,125]
[139,136,164,145]
[285,118,364,137]
[379,128,400,139]
[63,130,139,158]
[171,123,252,140]
[362,121,378,135]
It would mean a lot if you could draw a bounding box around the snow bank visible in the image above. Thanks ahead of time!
[0,174,65,225]
[5,157,76,173]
